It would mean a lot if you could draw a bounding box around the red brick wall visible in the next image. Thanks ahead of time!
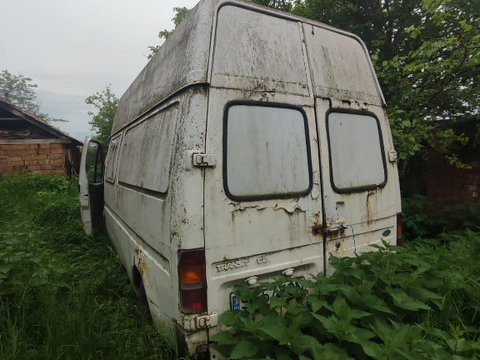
[427,154,480,200]
[0,143,68,176]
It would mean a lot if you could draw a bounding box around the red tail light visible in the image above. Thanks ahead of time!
[396,213,403,247]
[178,249,207,313]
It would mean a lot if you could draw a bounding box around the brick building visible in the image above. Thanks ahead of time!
[427,120,480,200]
[427,153,480,200]
[0,99,81,177]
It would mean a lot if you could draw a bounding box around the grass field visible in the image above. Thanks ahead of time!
[0,174,175,359]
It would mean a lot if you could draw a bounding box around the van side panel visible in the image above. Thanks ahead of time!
[118,104,178,194]
[112,1,216,133]
[104,87,208,324]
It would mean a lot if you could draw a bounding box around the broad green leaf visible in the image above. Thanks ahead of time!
[387,287,431,311]
[290,333,324,358]
[210,331,236,345]
[221,310,241,326]
[269,296,287,309]
[230,339,258,359]
[275,351,293,360]
[257,314,288,342]
[361,341,388,359]
[307,295,328,313]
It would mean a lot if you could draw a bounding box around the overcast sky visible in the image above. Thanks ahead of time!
[0,0,199,140]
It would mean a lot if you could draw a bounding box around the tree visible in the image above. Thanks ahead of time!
[376,0,479,167]
[85,86,119,146]
[292,0,479,169]
[0,70,67,123]
[251,0,297,11]
[146,0,479,171]
[0,70,41,115]
[147,7,190,59]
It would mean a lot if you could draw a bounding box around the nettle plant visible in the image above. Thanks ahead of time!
[212,234,480,359]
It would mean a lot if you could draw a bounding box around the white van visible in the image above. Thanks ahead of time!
[79,0,402,357]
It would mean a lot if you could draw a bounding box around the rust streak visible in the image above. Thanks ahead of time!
[137,253,148,280]
[312,222,323,236]
[366,191,375,225]
[327,228,345,240]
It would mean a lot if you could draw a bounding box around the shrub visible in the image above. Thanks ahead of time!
[402,195,480,239]
[213,232,480,359]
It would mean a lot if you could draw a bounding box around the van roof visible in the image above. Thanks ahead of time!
[113,0,385,134]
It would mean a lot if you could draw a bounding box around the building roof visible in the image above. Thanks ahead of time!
[0,98,82,146]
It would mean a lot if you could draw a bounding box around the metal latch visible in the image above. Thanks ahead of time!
[182,312,218,331]
[196,312,218,329]
[192,153,216,167]
[388,150,398,163]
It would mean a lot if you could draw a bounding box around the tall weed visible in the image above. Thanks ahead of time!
[213,232,480,359]
[402,195,480,239]
[0,174,174,359]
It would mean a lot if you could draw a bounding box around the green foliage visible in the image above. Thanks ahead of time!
[402,195,480,239]
[0,174,174,359]
[0,70,40,114]
[147,7,191,59]
[290,0,480,168]
[146,0,479,169]
[213,233,480,359]
[0,70,66,123]
[85,85,119,147]
[250,0,296,11]
[377,0,479,165]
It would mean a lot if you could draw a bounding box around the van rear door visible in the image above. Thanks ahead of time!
[203,3,326,317]
[315,100,400,274]
[203,91,324,316]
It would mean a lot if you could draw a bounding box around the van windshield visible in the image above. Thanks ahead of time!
[327,111,386,192]
[224,103,312,200]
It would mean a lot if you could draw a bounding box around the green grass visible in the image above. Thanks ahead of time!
[0,174,175,359]
[3,174,480,360]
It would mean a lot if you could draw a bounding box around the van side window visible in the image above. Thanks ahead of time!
[105,135,122,183]
[327,111,386,192]
[224,103,312,200]
[118,105,178,194]
[85,141,104,184]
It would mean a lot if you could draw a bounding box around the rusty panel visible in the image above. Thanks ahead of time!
[204,88,323,323]
[211,4,309,96]
[304,24,383,105]
[315,99,401,264]
[112,0,217,133]
[103,88,208,336]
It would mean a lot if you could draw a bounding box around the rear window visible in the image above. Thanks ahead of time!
[327,111,386,192]
[224,103,312,200]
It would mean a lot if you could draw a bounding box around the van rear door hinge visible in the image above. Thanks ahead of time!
[192,153,216,167]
